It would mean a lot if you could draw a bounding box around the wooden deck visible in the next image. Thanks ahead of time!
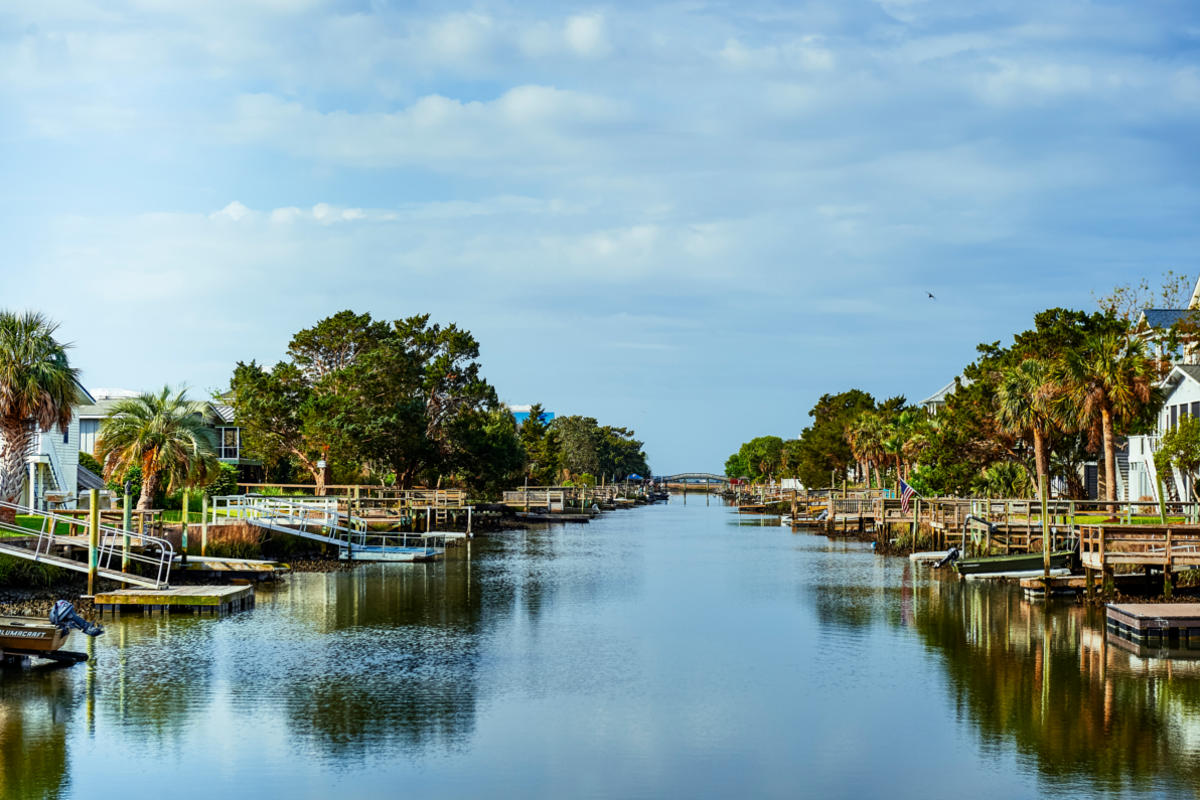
[1080,525,1200,572]
[94,585,254,616]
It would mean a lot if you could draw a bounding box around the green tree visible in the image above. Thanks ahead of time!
[0,312,82,522]
[1155,416,1200,501]
[737,435,784,482]
[518,404,562,485]
[553,416,601,477]
[995,358,1061,500]
[96,387,219,510]
[446,406,526,497]
[1054,332,1159,503]
[724,451,749,479]
[792,389,877,488]
[229,360,347,494]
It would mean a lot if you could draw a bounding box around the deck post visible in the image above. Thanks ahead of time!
[1041,474,1051,583]
[122,484,132,573]
[201,494,209,557]
[87,489,99,596]
[1157,472,1167,525]
[1085,567,1095,601]
[181,490,189,565]
[1165,526,1174,599]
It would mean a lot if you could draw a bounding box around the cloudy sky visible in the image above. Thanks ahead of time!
[2,1,1199,473]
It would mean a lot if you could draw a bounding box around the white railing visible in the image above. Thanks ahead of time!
[0,499,173,588]
[211,494,445,556]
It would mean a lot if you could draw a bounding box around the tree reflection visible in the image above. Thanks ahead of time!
[0,668,76,800]
[914,578,1200,794]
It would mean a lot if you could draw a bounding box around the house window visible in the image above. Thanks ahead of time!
[1172,405,1179,429]
[63,428,69,444]
[79,419,99,454]
[219,428,240,460]
[1192,401,1199,419]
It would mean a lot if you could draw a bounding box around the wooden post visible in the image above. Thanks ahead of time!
[1157,472,1168,525]
[1085,567,1095,601]
[122,486,132,573]
[1165,526,1174,599]
[201,494,209,557]
[1041,474,1051,583]
[911,497,920,552]
[181,489,189,565]
[87,489,99,596]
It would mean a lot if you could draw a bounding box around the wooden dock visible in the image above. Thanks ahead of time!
[1019,572,1147,598]
[1106,603,1200,643]
[94,585,254,616]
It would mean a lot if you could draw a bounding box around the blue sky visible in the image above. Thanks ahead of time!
[2,0,1199,473]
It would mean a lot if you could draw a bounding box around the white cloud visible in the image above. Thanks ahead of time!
[564,13,610,58]
[224,85,625,171]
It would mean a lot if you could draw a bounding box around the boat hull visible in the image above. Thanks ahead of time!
[956,551,1073,576]
[339,546,442,563]
[0,616,68,653]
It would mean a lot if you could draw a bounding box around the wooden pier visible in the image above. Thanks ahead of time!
[94,585,254,616]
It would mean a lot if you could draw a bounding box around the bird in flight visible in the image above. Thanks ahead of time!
[927,292,936,300]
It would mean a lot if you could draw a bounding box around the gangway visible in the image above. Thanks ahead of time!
[212,495,448,562]
[0,500,173,589]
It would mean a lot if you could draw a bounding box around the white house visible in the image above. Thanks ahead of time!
[919,377,968,415]
[1126,365,1200,502]
[77,388,256,475]
[19,384,99,511]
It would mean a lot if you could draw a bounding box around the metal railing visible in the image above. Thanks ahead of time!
[211,495,449,556]
[0,499,173,588]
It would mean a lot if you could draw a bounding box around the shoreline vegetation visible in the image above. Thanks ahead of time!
[725,273,1200,506]
[0,307,655,615]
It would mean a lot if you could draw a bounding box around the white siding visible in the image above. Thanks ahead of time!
[1126,370,1200,502]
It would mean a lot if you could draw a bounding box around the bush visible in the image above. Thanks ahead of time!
[78,450,103,475]
[0,554,67,587]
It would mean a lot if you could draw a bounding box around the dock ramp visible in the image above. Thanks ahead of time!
[213,496,446,561]
[0,501,173,589]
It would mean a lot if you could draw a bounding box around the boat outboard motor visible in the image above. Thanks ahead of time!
[49,600,104,637]
[933,546,961,569]
[816,509,829,522]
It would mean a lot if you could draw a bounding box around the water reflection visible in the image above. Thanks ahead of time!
[0,666,75,800]
[913,576,1200,795]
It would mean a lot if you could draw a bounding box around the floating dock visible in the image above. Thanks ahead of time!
[1019,572,1148,598]
[94,585,254,616]
[1107,603,1200,643]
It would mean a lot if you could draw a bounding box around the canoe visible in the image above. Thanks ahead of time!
[0,616,69,653]
[956,551,1074,576]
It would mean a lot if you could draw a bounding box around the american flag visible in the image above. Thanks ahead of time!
[899,479,917,513]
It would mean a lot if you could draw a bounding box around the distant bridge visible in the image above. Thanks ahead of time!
[657,473,730,485]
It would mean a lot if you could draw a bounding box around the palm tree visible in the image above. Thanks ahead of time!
[847,411,889,488]
[996,358,1061,501]
[0,312,82,522]
[1054,333,1157,505]
[96,387,219,510]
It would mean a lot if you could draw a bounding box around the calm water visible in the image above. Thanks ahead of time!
[3,498,1200,799]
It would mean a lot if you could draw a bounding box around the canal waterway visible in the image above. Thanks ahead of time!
[3,498,1200,798]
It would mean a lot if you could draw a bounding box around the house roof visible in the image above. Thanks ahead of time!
[921,376,971,406]
[77,463,106,492]
[77,395,234,425]
[211,404,236,423]
[1141,308,1195,329]
[1160,364,1200,397]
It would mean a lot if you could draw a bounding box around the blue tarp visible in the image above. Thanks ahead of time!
[627,473,643,480]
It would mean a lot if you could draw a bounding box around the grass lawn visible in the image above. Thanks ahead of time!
[1072,514,1188,525]
[10,514,76,536]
